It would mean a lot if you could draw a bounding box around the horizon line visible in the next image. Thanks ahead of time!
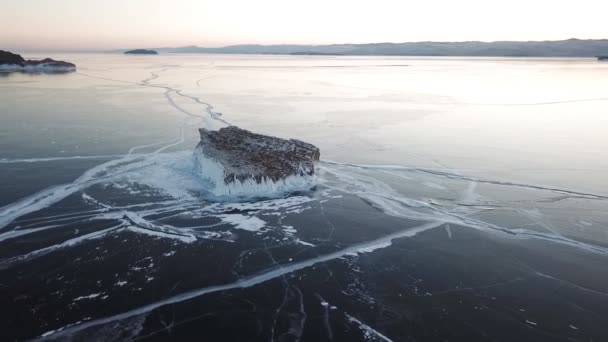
[7,37,608,53]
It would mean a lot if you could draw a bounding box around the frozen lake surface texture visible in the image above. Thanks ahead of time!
[1,54,608,341]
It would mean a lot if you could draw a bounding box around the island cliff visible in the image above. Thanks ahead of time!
[0,50,76,72]
[124,49,158,55]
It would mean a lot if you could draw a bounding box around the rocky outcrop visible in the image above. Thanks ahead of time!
[598,56,608,61]
[124,49,158,55]
[0,50,76,72]
[194,126,320,197]
[0,50,25,65]
[23,58,76,69]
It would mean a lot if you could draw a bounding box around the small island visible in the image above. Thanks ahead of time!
[124,49,158,55]
[598,56,608,61]
[0,50,76,72]
[194,126,320,197]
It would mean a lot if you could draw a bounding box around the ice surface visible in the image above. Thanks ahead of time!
[3,57,608,341]
[0,63,76,72]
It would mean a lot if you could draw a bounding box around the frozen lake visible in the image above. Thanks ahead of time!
[1,54,607,341]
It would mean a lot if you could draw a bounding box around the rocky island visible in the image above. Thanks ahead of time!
[598,56,608,61]
[124,49,158,55]
[194,126,320,197]
[0,50,76,72]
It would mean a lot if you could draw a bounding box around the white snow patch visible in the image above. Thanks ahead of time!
[262,212,283,216]
[286,206,313,214]
[219,214,266,232]
[282,225,297,234]
[295,239,316,247]
[74,293,103,301]
[123,151,200,201]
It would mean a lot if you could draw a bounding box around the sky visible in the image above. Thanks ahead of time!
[1,0,607,51]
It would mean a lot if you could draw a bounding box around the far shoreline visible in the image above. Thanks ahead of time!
[10,52,605,60]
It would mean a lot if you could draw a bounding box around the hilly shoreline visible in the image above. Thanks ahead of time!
[120,38,608,57]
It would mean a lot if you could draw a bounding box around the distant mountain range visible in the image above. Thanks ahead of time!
[121,39,608,57]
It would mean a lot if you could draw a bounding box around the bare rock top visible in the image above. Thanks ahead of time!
[196,126,320,185]
[0,50,25,65]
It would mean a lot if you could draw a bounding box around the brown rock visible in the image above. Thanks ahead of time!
[195,126,320,185]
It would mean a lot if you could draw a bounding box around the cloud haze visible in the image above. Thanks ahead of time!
[1,0,606,51]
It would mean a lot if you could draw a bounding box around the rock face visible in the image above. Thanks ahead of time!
[194,126,320,196]
[0,50,76,72]
[0,50,25,65]
[124,49,158,55]
[24,58,76,69]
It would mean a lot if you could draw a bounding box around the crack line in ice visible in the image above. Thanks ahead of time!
[465,97,608,106]
[0,223,124,269]
[6,66,608,338]
[0,225,65,243]
[345,313,394,342]
[174,89,230,125]
[77,69,230,127]
[122,212,197,243]
[320,163,608,255]
[0,66,229,230]
[127,141,172,155]
[37,220,445,339]
[4,151,606,259]
[14,213,103,230]
[0,155,154,229]
[0,155,124,164]
[535,271,608,298]
[321,160,608,200]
